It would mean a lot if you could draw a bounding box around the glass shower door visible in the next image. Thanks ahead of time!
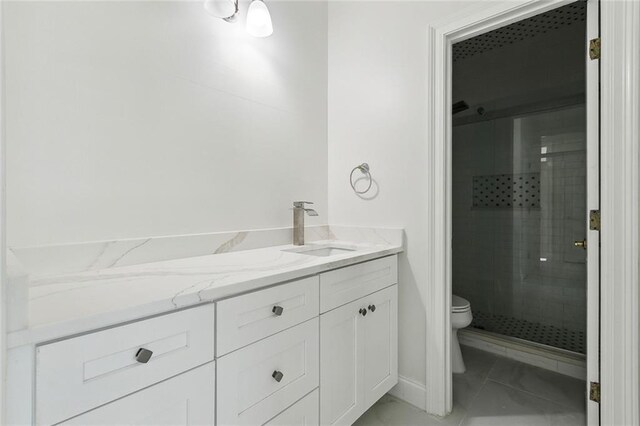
[452,104,587,354]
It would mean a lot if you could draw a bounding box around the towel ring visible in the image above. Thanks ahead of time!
[350,163,372,194]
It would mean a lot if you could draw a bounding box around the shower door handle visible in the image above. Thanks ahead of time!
[574,239,587,249]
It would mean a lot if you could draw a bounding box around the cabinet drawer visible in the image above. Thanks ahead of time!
[36,304,215,425]
[265,389,319,426]
[320,256,397,312]
[217,318,319,426]
[61,363,215,426]
[217,276,319,356]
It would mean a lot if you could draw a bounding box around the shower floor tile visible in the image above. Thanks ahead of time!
[471,311,585,354]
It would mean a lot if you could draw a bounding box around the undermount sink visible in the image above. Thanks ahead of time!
[283,245,357,257]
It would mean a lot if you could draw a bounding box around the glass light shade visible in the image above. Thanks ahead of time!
[246,0,273,38]
[204,0,238,21]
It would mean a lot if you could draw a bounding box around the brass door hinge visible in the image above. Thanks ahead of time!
[590,210,601,231]
[589,38,601,60]
[590,381,601,403]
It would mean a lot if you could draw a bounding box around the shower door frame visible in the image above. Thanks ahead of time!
[425,0,640,424]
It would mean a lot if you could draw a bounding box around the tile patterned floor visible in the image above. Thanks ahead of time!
[471,311,586,354]
[353,346,586,426]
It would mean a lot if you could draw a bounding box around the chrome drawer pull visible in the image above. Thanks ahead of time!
[272,370,284,382]
[135,348,153,364]
[272,305,284,316]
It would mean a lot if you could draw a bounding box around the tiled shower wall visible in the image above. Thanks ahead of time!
[452,105,587,341]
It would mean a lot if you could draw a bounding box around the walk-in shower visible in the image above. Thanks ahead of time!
[452,1,587,356]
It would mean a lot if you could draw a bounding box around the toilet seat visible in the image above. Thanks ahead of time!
[452,295,471,313]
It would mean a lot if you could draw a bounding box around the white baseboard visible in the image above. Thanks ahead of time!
[388,376,426,410]
[459,330,586,380]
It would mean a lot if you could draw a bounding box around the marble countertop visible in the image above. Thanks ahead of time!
[8,239,402,348]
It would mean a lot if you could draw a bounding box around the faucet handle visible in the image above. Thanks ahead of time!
[293,201,314,208]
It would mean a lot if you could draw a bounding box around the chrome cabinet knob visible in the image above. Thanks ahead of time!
[272,305,284,316]
[272,370,284,382]
[135,348,153,364]
[359,308,367,316]
[368,304,376,312]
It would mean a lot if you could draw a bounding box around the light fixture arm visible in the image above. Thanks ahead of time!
[222,0,239,23]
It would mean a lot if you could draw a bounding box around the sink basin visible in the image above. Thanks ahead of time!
[283,245,356,257]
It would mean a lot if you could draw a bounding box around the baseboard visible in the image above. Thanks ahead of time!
[459,329,587,380]
[388,376,426,410]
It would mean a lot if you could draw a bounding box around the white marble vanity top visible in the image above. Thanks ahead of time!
[8,239,402,348]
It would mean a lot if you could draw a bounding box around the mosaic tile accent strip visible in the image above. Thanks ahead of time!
[472,173,540,208]
[470,310,585,354]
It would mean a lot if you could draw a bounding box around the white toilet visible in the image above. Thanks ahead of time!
[451,294,472,374]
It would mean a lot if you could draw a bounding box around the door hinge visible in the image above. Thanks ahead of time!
[589,38,601,60]
[590,210,601,231]
[590,381,601,403]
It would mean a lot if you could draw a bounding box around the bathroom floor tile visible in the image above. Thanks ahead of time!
[461,381,585,426]
[460,346,500,377]
[487,358,586,411]
[453,346,500,409]
[353,394,459,426]
[356,346,585,426]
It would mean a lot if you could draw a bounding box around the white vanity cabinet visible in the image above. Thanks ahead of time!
[31,254,399,426]
[319,257,398,426]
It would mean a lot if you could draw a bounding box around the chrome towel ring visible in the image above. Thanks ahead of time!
[350,163,372,194]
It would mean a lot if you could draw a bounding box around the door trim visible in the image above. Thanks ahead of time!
[600,1,640,424]
[585,1,600,424]
[0,0,6,421]
[425,0,640,422]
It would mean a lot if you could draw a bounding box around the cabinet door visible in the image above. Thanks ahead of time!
[60,363,214,426]
[319,297,365,426]
[362,285,398,407]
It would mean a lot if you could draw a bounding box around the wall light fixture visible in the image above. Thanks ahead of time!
[204,0,239,23]
[246,0,273,38]
[204,0,273,38]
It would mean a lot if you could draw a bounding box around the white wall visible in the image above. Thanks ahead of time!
[327,0,496,389]
[4,0,327,247]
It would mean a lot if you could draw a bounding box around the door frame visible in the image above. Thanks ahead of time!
[424,0,640,423]
[0,0,6,422]
[584,0,599,423]
[599,0,640,424]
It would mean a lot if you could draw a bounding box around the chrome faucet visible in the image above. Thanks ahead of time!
[293,201,318,246]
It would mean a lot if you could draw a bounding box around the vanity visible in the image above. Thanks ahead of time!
[6,228,402,426]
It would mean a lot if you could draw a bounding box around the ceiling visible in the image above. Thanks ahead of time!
[453,1,587,62]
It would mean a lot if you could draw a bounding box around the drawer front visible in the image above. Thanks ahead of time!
[217,318,319,426]
[36,304,215,425]
[61,363,215,426]
[265,389,319,426]
[217,276,319,356]
[320,255,397,312]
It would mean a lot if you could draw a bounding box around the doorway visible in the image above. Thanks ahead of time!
[449,2,593,423]
[423,0,600,423]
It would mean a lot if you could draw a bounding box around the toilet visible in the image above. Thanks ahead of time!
[451,294,472,374]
